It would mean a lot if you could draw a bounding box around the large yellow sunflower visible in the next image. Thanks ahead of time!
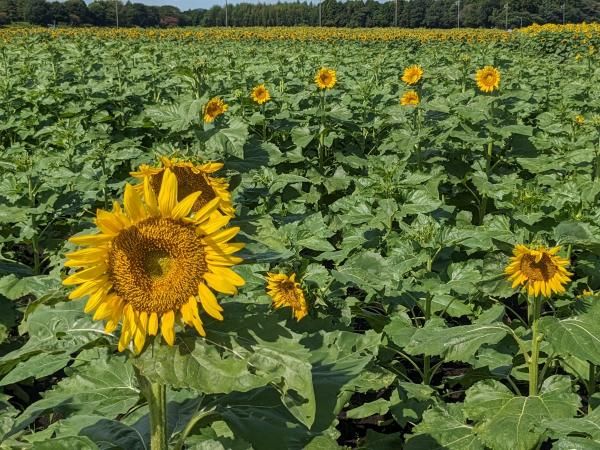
[504,244,572,297]
[63,169,245,354]
[315,68,337,90]
[131,156,235,217]
[203,97,228,123]
[251,84,271,105]
[266,272,308,321]
[401,65,424,85]
[400,90,420,106]
[475,66,501,93]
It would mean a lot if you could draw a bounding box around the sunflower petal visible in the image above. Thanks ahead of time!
[161,310,175,345]
[198,282,223,320]
[158,169,178,217]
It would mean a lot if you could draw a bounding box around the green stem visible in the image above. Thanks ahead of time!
[423,293,432,384]
[28,175,40,275]
[478,140,493,225]
[589,364,596,412]
[149,382,168,450]
[529,295,542,396]
[174,409,217,450]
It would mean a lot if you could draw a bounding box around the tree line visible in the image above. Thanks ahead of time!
[0,0,598,29]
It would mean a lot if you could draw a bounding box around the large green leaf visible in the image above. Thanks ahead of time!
[7,348,140,438]
[404,319,510,362]
[405,404,484,450]
[463,376,581,450]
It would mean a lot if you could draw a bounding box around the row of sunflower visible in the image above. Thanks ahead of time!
[203,64,501,123]
[63,157,306,355]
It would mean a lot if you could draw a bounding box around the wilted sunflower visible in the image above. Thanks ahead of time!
[251,84,271,105]
[203,97,228,123]
[505,244,572,297]
[63,169,245,354]
[400,90,420,106]
[266,273,308,321]
[315,67,337,90]
[475,66,500,93]
[131,156,235,217]
[401,65,424,85]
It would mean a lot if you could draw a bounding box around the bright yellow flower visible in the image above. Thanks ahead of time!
[505,244,572,297]
[401,65,424,85]
[266,273,308,321]
[400,90,420,106]
[203,97,228,123]
[130,156,234,217]
[475,66,501,93]
[574,115,585,125]
[251,84,271,105]
[315,67,337,90]
[63,169,245,354]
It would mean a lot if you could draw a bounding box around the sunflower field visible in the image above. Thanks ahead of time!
[1,24,600,450]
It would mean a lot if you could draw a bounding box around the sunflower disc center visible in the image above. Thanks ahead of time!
[108,217,207,314]
[520,254,558,282]
[150,166,217,213]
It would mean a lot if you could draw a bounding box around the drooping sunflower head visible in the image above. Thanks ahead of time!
[63,169,245,354]
[400,90,420,106]
[251,84,271,105]
[475,66,501,93]
[574,115,585,126]
[266,272,308,321]
[131,156,235,217]
[504,244,572,297]
[315,67,337,90]
[203,97,228,123]
[401,65,424,85]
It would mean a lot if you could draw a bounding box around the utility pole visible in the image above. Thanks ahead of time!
[225,0,228,27]
[319,1,322,27]
[115,0,119,28]
[395,0,398,27]
[457,0,460,29]
[504,3,508,30]
[520,16,523,27]
[562,2,565,24]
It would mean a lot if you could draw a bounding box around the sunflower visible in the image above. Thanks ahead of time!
[504,244,572,297]
[63,169,245,354]
[266,272,308,321]
[475,66,501,93]
[251,84,271,105]
[131,156,235,217]
[574,115,585,126]
[315,67,337,90]
[203,97,228,123]
[400,90,420,106]
[401,65,424,85]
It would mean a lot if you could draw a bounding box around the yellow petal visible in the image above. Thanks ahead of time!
[185,297,206,336]
[84,286,110,313]
[144,177,159,216]
[158,169,178,217]
[68,278,109,300]
[198,282,224,320]
[161,310,175,345]
[63,265,107,286]
[209,267,245,287]
[207,226,240,244]
[204,272,237,295]
[69,234,114,246]
[193,197,221,222]
[197,214,230,236]
[171,191,202,220]
[148,312,159,336]
[133,326,146,354]
[124,184,147,222]
[95,209,124,235]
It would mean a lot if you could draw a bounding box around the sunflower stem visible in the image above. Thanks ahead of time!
[528,295,542,396]
[148,381,168,450]
[478,140,493,225]
[589,363,596,412]
[422,293,432,384]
